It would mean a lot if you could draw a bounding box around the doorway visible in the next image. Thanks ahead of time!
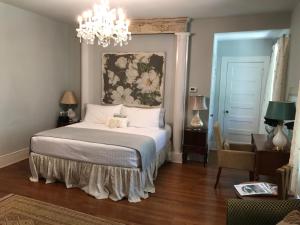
[218,56,269,143]
[208,29,290,149]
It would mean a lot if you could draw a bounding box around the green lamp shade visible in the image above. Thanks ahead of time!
[265,101,296,121]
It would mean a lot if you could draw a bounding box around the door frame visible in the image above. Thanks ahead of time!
[218,56,270,140]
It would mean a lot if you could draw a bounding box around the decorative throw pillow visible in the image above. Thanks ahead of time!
[113,113,127,118]
[106,117,128,128]
[121,106,161,128]
[159,108,166,128]
[277,210,300,225]
[84,104,122,124]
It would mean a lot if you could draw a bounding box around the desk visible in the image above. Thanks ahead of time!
[251,134,290,179]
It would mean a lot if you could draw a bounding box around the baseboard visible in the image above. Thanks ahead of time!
[0,148,29,169]
[168,152,182,164]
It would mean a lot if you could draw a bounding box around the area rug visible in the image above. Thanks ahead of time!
[0,194,125,225]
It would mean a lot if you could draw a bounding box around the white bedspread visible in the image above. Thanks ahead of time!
[31,122,171,168]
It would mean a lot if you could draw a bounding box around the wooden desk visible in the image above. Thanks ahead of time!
[251,134,290,179]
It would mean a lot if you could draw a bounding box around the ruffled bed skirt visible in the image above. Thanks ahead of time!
[29,143,169,203]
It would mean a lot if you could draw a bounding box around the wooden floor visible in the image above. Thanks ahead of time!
[0,160,249,225]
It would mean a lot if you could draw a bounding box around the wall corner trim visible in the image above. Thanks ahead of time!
[0,148,29,169]
[168,152,183,164]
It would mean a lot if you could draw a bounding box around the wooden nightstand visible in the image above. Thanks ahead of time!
[57,116,79,127]
[182,128,208,167]
[251,134,290,180]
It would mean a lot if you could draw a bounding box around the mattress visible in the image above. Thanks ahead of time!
[31,122,171,168]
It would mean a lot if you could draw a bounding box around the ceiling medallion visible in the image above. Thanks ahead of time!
[76,0,131,47]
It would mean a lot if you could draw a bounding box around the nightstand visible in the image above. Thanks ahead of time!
[182,128,208,167]
[57,116,78,127]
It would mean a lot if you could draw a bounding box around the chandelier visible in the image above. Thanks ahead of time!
[76,0,131,47]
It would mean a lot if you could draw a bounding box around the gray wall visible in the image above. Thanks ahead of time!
[83,34,176,123]
[189,12,291,97]
[287,3,300,94]
[0,3,80,155]
[83,12,292,128]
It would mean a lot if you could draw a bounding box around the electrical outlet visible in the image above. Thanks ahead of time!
[189,87,198,93]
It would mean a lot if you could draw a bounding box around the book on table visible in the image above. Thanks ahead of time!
[234,182,278,196]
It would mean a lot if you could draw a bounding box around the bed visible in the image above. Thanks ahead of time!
[29,104,171,202]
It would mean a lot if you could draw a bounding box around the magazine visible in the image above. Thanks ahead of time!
[234,182,278,196]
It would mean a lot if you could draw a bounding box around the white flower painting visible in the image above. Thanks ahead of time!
[114,57,127,69]
[102,52,165,106]
[107,70,120,85]
[137,70,160,94]
[111,86,134,104]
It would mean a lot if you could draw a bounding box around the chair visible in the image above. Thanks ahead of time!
[214,121,255,188]
[227,199,300,225]
[276,164,293,200]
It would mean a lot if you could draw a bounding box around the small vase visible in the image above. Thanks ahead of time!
[265,125,275,139]
[272,125,287,151]
[67,108,76,122]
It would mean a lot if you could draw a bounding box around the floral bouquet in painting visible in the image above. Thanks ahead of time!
[102,52,165,106]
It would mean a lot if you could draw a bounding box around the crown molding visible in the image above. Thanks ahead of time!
[129,17,190,34]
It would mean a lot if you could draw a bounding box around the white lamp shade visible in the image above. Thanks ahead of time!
[190,95,207,111]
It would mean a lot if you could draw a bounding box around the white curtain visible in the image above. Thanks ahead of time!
[272,36,290,101]
[259,36,290,133]
[259,44,278,133]
[289,82,300,197]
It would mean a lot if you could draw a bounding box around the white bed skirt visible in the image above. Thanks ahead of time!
[29,143,169,203]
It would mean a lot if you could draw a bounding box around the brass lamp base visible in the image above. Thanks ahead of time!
[190,110,204,128]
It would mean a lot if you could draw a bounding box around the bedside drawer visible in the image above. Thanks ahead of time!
[184,130,206,146]
[182,128,208,166]
[183,145,207,154]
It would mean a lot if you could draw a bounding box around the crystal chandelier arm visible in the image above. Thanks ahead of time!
[76,0,131,47]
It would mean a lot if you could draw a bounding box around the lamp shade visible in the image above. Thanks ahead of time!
[265,101,296,121]
[60,91,77,105]
[190,95,207,111]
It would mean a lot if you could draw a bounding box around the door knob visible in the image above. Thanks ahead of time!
[225,110,229,114]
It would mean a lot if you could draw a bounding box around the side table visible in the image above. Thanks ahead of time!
[182,128,208,167]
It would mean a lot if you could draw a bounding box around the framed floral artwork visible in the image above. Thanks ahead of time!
[102,52,165,107]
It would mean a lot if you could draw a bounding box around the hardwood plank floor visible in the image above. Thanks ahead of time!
[0,160,250,225]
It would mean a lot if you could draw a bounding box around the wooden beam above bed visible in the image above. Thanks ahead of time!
[129,17,190,34]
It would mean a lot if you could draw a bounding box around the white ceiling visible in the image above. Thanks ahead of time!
[1,0,299,24]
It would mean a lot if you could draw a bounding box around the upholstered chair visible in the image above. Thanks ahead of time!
[213,122,255,188]
[227,199,300,225]
[277,164,293,200]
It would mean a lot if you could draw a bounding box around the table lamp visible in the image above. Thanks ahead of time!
[190,95,207,128]
[265,101,296,150]
[60,91,77,121]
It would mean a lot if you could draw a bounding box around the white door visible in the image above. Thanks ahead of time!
[219,57,269,144]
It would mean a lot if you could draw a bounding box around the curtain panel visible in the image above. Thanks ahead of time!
[259,35,290,133]
[272,36,290,101]
[289,82,300,197]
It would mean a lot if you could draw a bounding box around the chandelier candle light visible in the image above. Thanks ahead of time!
[76,0,131,47]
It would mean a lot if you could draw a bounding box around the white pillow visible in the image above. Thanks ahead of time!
[106,117,128,128]
[84,104,122,124]
[121,106,161,128]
